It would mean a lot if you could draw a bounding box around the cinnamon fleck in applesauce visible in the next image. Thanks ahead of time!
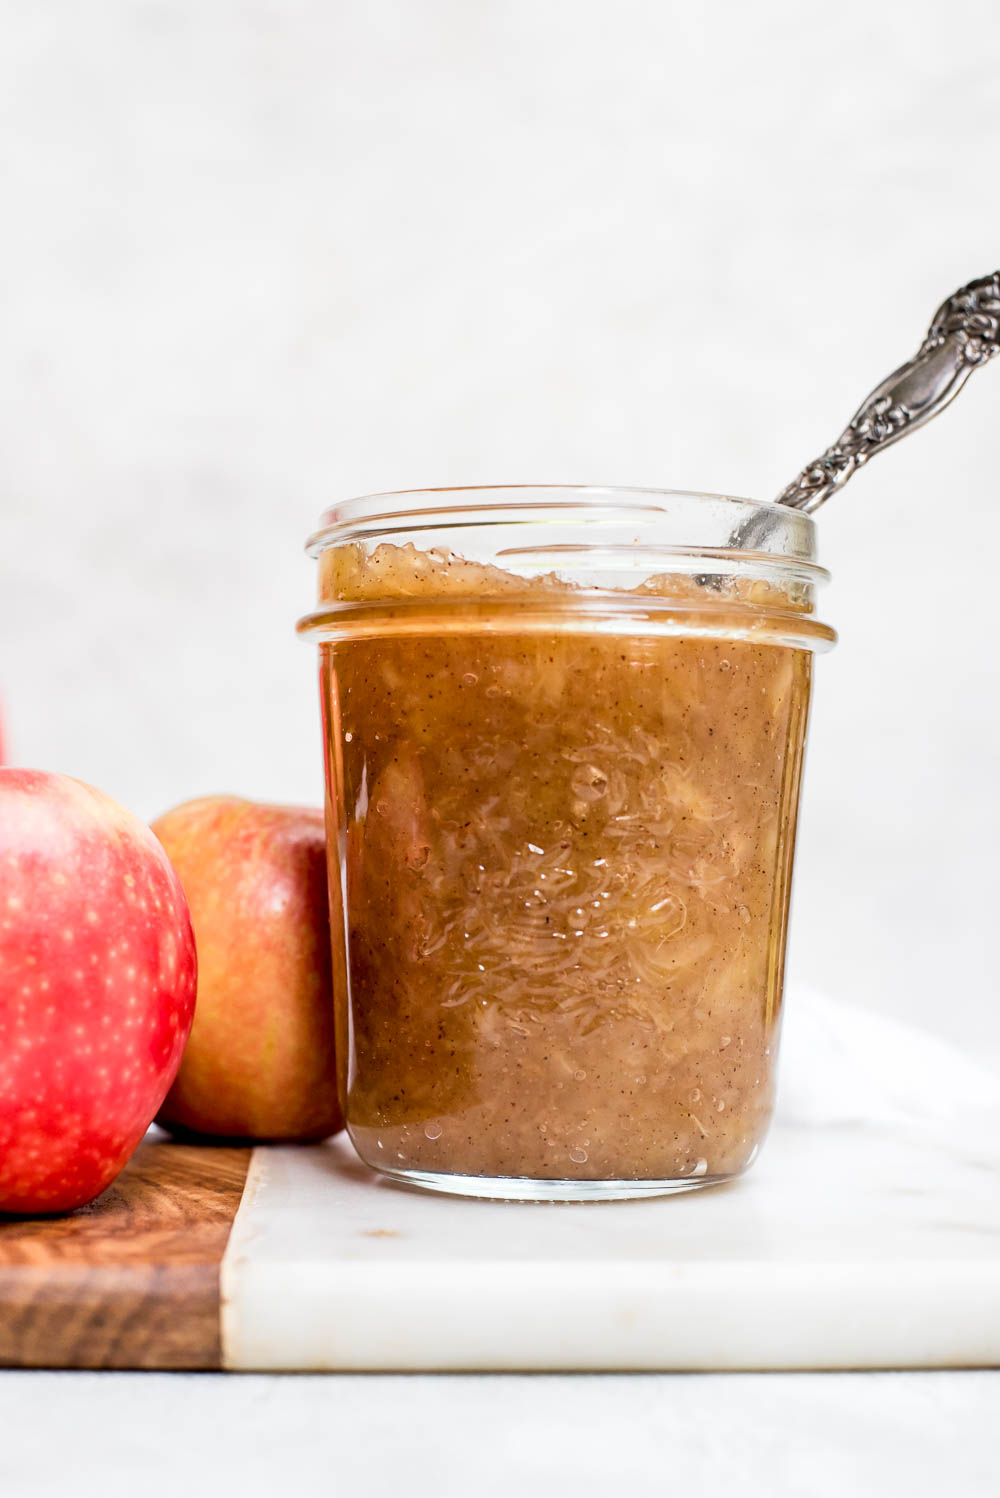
[318,542,813,1187]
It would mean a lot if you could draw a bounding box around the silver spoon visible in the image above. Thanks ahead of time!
[722,271,999,558]
[776,270,1000,513]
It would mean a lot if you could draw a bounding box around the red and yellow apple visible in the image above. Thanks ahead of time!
[0,769,197,1213]
[152,796,342,1141]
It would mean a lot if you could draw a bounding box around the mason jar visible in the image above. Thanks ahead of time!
[298,487,835,1200]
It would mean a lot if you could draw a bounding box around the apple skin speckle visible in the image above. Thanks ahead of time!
[0,769,197,1214]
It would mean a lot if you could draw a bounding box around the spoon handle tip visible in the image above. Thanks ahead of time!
[777,270,1000,513]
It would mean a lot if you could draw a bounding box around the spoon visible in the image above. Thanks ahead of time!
[775,270,999,514]
[716,271,999,564]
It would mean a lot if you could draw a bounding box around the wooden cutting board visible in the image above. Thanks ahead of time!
[4,1110,1000,1372]
[0,1140,251,1370]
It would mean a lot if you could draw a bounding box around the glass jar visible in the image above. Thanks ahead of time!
[298,487,834,1200]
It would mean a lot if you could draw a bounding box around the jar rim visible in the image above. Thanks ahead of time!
[302,485,834,652]
[306,484,819,564]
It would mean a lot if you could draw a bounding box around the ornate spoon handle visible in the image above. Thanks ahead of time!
[776,271,1000,512]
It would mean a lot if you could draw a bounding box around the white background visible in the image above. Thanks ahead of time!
[2,1371,997,1498]
[2,0,999,1063]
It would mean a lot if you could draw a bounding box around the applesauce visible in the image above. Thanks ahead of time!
[300,488,834,1199]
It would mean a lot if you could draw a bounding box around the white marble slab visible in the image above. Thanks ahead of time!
[220,1101,1000,1371]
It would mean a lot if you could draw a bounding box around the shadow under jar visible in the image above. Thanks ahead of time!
[298,487,835,1201]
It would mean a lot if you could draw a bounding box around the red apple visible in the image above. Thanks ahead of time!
[0,769,197,1213]
[152,797,342,1142]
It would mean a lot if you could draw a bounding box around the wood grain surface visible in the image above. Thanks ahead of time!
[0,1139,251,1369]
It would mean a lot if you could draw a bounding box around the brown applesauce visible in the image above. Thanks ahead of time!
[313,533,822,1193]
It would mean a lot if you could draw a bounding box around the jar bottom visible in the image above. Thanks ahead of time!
[370,1164,740,1202]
